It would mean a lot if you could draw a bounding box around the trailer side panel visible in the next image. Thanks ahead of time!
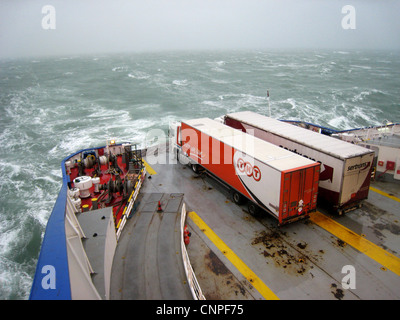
[225,112,374,210]
[180,119,320,223]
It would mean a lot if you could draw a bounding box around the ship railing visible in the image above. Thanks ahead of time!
[65,194,102,299]
[29,182,72,299]
[180,203,206,300]
[339,122,400,139]
[346,125,400,148]
[30,146,103,300]
[116,166,147,240]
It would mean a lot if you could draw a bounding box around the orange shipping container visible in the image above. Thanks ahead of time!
[173,118,320,225]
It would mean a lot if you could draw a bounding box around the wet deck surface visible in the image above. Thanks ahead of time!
[110,192,193,299]
[111,148,400,300]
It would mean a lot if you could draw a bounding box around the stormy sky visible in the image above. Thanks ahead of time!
[0,0,399,58]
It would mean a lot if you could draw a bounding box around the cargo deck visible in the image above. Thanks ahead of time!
[138,145,400,300]
[110,193,194,299]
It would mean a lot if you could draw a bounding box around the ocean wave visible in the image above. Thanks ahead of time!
[206,60,228,73]
[172,79,188,86]
[328,115,353,129]
[351,89,384,102]
[0,256,33,300]
[112,66,129,72]
[334,51,350,55]
[211,79,229,84]
[128,71,150,80]
[133,103,162,111]
[0,217,19,257]
[207,60,226,66]
[202,100,224,109]
[350,65,372,70]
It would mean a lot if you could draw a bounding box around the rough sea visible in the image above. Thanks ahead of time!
[0,49,399,299]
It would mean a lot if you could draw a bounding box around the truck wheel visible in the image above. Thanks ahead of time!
[178,152,189,165]
[232,191,245,205]
[191,164,200,174]
[248,202,259,216]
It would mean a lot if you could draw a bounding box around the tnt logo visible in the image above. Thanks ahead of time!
[237,158,261,181]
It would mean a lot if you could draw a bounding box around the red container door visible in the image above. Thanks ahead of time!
[280,165,319,224]
[287,170,302,218]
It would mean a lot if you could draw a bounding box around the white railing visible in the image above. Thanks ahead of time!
[65,195,102,299]
[180,202,206,300]
[116,166,147,240]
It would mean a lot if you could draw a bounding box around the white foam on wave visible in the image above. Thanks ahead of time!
[237,94,266,108]
[0,160,22,177]
[352,91,371,102]
[326,102,374,130]
[282,98,297,110]
[0,214,19,257]
[202,100,224,109]
[0,156,58,227]
[351,88,386,103]
[0,255,33,299]
[172,79,188,86]
[207,60,226,67]
[112,66,128,72]
[350,65,372,70]
[86,108,130,120]
[0,205,38,298]
[328,115,352,130]
[50,129,101,156]
[211,79,229,84]
[133,104,161,111]
[320,67,331,75]
[275,72,289,77]
[128,71,150,80]
[207,60,228,73]
[335,51,350,55]
[211,67,226,73]
[351,106,376,124]
[109,117,155,135]
[47,106,164,154]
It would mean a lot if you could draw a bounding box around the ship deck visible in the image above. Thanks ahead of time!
[116,147,400,300]
[110,193,193,299]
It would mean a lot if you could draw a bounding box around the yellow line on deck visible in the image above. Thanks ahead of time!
[370,186,400,203]
[142,160,157,175]
[188,211,279,300]
[310,211,400,277]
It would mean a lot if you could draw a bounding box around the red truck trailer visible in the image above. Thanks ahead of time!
[224,111,375,214]
[170,118,320,225]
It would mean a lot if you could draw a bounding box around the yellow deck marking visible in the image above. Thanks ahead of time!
[370,186,400,203]
[142,160,157,175]
[188,211,279,300]
[310,211,400,277]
